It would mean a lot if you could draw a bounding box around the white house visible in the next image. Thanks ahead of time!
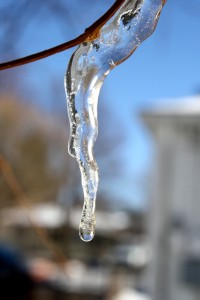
[142,96,200,300]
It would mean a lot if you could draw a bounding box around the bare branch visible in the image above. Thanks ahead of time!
[0,0,126,71]
[0,153,66,265]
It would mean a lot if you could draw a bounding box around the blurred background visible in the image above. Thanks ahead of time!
[0,0,200,299]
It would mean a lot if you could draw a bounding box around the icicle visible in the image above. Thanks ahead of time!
[64,0,165,242]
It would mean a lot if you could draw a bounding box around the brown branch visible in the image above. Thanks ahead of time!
[0,0,126,71]
[0,153,66,266]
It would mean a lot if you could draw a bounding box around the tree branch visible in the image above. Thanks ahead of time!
[0,153,66,265]
[0,0,126,71]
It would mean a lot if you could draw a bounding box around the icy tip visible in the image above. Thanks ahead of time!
[79,226,95,242]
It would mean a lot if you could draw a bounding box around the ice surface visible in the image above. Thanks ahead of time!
[64,0,165,241]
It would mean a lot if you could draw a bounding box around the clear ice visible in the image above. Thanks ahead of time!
[64,0,166,242]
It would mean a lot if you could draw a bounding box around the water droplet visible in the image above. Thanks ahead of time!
[79,226,95,242]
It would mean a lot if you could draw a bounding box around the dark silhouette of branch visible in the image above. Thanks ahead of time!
[0,0,126,71]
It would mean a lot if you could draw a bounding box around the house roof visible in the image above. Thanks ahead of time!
[141,95,200,117]
[0,203,131,234]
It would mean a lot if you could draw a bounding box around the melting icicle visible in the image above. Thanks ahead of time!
[64,0,166,242]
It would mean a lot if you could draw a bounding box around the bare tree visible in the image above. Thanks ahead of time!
[0,95,77,208]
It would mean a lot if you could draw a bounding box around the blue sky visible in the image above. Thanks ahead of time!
[1,0,200,209]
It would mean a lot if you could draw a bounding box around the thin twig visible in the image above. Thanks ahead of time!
[0,0,126,71]
[0,153,66,266]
